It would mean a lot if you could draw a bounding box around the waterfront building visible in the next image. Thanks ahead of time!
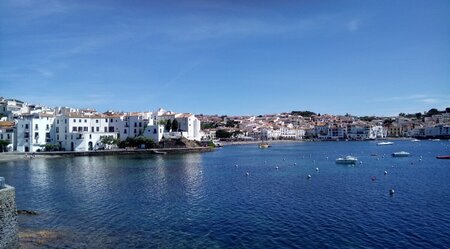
[16,113,55,152]
[0,121,15,152]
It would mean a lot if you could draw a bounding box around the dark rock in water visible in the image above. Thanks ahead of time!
[17,210,39,215]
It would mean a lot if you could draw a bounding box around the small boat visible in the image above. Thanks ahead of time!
[259,143,270,149]
[392,151,410,157]
[336,156,358,164]
[411,139,420,142]
[430,139,441,141]
[436,156,450,159]
[377,142,394,145]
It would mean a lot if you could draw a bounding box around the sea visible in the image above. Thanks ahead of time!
[1,140,449,248]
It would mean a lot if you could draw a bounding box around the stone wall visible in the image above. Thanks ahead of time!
[0,185,19,249]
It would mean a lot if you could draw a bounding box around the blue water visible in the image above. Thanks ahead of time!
[1,141,450,248]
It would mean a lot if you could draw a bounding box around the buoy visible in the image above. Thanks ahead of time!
[275,166,279,170]
[389,189,395,195]
[384,171,388,175]
[360,161,363,164]
[315,167,319,171]
[235,164,238,167]
[307,174,312,179]
[294,162,297,166]
[246,172,250,176]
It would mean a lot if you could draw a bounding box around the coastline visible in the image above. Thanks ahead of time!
[0,147,214,163]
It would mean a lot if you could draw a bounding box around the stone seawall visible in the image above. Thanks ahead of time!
[0,185,19,249]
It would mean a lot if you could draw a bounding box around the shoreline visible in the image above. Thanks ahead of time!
[220,137,416,146]
[0,147,214,163]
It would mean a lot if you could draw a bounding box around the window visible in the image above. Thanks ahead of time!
[25,124,29,129]
[153,128,157,134]
[46,132,50,138]
[84,127,88,132]
[96,127,99,132]
[65,119,67,124]
[74,119,76,123]
[105,119,108,122]
[65,135,67,140]
[57,135,60,140]
[109,127,115,132]
[79,119,82,122]
[72,127,77,132]
[89,134,92,139]
[134,129,137,134]
[104,127,107,132]
[46,124,49,130]
[91,127,94,132]
[65,127,68,133]
[7,134,10,139]
[139,122,142,127]
[34,132,39,138]
[78,127,82,132]
[110,119,113,122]
[84,119,87,123]
[124,129,127,134]
[35,124,38,129]
[134,122,137,127]
[57,120,59,124]
[96,120,99,123]
[56,127,59,133]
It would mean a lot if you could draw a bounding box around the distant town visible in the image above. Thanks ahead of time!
[0,96,449,153]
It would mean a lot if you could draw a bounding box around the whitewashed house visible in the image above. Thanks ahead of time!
[16,113,55,152]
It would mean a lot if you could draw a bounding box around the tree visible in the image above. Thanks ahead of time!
[216,129,232,139]
[100,136,118,146]
[425,108,439,117]
[117,136,157,149]
[0,140,9,152]
[291,111,316,117]
[446,107,450,113]
[415,112,422,119]
[165,119,172,132]
[225,120,236,127]
[171,119,179,131]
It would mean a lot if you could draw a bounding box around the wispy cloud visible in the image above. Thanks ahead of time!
[371,94,449,105]
[347,19,360,32]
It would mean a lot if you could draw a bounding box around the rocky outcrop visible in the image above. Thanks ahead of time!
[0,185,19,249]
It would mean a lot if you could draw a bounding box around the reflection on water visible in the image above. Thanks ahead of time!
[1,141,450,248]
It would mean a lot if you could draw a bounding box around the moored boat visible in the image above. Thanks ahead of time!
[436,156,450,159]
[392,151,410,157]
[336,156,358,164]
[259,143,270,149]
[411,139,420,142]
[377,142,394,145]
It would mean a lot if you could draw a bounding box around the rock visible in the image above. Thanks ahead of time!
[17,210,39,215]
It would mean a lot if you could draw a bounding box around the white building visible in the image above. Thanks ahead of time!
[16,113,55,152]
[0,121,15,152]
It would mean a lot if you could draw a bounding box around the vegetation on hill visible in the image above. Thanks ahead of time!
[291,111,316,117]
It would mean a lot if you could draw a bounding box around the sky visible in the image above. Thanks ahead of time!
[0,0,449,116]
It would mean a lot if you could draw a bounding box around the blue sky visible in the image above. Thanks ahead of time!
[1,0,449,116]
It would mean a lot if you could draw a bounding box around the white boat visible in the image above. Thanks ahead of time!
[392,151,410,157]
[411,139,420,142]
[377,142,394,145]
[259,143,270,149]
[336,156,358,164]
